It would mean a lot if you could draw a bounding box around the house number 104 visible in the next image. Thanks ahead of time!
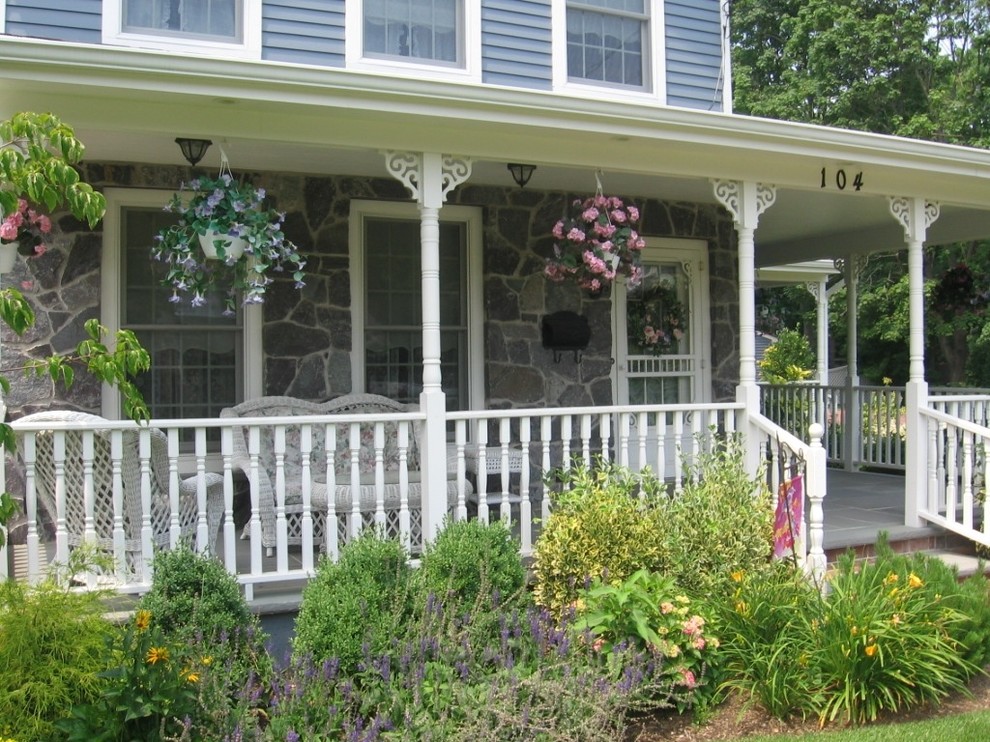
[821,168,864,191]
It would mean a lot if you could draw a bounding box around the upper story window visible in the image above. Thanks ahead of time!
[566,0,648,89]
[364,0,460,65]
[123,0,239,41]
[346,0,480,82]
[103,0,262,58]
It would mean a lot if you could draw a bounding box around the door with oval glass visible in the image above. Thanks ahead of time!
[614,239,710,478]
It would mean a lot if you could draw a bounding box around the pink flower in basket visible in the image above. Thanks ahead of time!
[0,199,52,256]
[545,194,645,293]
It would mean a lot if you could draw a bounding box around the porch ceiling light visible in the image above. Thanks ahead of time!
[175,137,213,167]
[507,163,536,188]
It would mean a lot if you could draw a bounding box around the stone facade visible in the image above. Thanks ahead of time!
[0,163,740,419]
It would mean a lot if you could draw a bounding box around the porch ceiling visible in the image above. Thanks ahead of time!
[5,37,990,267]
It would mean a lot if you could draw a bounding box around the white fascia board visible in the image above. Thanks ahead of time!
[4,37,990,196]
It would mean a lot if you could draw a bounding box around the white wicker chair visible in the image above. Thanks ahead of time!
[14,411,224,575]
[220,394,472,553]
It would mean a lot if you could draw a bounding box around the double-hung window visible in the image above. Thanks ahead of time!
[103,0,262,58]
[364,0,461,65]
[101,190,261,440]
[566,0,649,89]
[349,201,483,411]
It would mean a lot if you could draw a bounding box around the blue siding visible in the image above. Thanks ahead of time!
[664,0,724,111]
[262,0,345,67]
[4,0,101,44]
[482,0,551,90]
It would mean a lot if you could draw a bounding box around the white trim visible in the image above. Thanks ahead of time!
[613,237,711,405]
[0,2,6,35]
[719,0,732,114]
[101,0,262,60]
[348,200,484,410]
[344,0,481,84]
[551,0,665,103]
[100,188,261,418]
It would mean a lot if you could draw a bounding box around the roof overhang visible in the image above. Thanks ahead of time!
[4,37,990,266]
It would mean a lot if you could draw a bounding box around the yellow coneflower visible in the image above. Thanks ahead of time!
[146,646,170,665]
[183,670,201,684]
[134,610,152,632]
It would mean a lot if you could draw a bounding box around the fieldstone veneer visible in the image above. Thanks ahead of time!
[0,163,740,418]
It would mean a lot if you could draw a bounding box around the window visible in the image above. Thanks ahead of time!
[103,0,261,58]
[101,190,262,432]
[349,201,483,411]
[565,0,648,89]
[364,0,460,65]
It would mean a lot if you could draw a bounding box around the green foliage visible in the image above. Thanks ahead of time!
[714,537,981,727]
[572,569,721,712]
[293,531,413,672]
[417,518,526,614]
[664,439,775,597]
[0,550,114,741]
[0,111,107,225]
[58,611,204,741]
[759,327,814,384]
[532,460,669,616]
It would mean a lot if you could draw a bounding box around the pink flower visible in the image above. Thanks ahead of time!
[627,205,640,221]
[660,601,675,614]
[678,668,697,688]
[33,244,47,256]
[0,222,17,241]
[552,221,565,239]
[693,637,706,650]
[582,207,599,222]
[566,227,586,242]
[610,209,627,223]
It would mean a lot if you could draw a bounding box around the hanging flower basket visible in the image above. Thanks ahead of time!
[627,279,687,355]
[0,198,51,272]
[151,169,306,313]
[544,192,646,294]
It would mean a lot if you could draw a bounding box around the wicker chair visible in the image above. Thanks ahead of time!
[14,411,224,575]
[220,394,472,553]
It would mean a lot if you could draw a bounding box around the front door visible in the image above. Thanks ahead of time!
[615,238,710,473]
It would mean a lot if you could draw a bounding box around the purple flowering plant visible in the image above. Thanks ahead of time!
[545,193,646,294]
[151,173,306,314]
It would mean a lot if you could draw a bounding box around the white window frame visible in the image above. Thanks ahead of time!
[551,0,667,103]
[102,0,262,59]
[100,188,262,420]
[348,200,484,411]
[345,0,481,83]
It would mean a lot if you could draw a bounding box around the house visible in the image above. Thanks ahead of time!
[2,1,990,602]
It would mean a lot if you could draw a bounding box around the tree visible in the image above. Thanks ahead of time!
[0,112,151,552]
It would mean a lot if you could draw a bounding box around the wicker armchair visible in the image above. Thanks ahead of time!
[220,394,472,552]
[14,411,224,575]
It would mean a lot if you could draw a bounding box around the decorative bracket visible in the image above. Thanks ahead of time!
[383,151,473,208]
[711,180,777,230]
[888,197,940,243]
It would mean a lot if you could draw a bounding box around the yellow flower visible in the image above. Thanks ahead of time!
[134,610,152,632]
[850,626,858,636]
[183,670,200,684]
[146,646,170,665]
[908,573,924,589]
[730,570,745,583]
[864,643,878,657]
[201,655,213,666]
[892,613,902,625]
[884,572,899,585]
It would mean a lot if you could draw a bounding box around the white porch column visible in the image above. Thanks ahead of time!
[805,278,828,426]
[837,257,862,471]
[384,151,472,544]
[889,197,939,527]
[713,180,776,473]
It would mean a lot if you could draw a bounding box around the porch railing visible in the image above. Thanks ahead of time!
[917,406,990,548]
[3,400,830,598]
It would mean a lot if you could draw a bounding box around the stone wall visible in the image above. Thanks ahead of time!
[0,163,740,419]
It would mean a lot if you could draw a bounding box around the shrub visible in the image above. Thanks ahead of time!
[663,438,775,596]
[417,518,526,614]
[758,327,814,384]
[532,460,668,616]
[138,544,256,644]
[0,550,113,740]
[292,530,412,672]
[572,569,721,713]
